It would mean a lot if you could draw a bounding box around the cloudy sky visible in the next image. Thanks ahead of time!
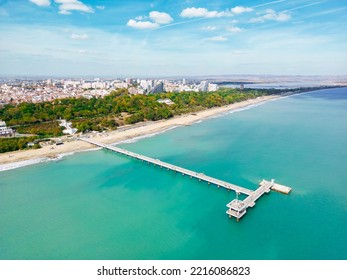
[0,0,346,77]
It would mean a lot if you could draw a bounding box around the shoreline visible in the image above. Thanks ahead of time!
[0,94,282,171]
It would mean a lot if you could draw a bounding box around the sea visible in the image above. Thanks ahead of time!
[0,88,346,260]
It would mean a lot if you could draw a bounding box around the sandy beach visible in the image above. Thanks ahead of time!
[0,95,280,168]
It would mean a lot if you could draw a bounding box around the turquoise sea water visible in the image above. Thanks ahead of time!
[1,88,346,260]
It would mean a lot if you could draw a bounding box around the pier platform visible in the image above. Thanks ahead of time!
[81,138,292,221]
[271,182,292,194]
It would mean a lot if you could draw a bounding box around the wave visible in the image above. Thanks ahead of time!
[110,125,181,145]
[0,157,49,172]
[268,91,312,103]
[205,101,267,121]
[0,147,104,172]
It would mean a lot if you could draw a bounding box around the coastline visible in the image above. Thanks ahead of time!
[0,94,280,170]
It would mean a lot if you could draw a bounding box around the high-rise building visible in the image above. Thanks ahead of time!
[125,78,133,84]
[149,82,164,94]
[199,81,209,92]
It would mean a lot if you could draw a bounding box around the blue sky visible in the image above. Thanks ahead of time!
[0,0,346,77]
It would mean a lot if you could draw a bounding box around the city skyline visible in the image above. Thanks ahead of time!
[0,0,346,76]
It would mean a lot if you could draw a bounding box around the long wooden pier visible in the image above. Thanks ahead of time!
[81,138,292,221]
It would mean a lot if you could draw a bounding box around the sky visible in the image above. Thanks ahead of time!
[0,0,346,77]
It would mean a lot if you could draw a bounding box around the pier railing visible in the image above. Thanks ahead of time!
[80,138,291,221]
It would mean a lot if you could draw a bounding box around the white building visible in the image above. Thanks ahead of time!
[59,120,78,135]
[81,82,92,89]
[64,80,81,88]
[0,120,13,136]
[139,80,155,92]
[157,98,174,105]
[113,81,128,89]
[128,87,144,95]
[199,81,209,92]
[125,78,133,84]
[208,83,219,92]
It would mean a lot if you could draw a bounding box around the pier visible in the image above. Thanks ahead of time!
[81,138,292,221]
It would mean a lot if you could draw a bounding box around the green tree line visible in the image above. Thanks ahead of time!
[0,137,39,153]
[0,88,277,150]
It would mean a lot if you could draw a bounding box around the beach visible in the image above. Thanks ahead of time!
[0,95,279,168]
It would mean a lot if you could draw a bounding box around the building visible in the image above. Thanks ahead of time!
[139,80,155,92]
[112,81,128,89]
[199,81,209,92]
[128,87,144,95]
[157,98,174,105]
[0,120,13,136]
[125,78,133,84]
[59,120,78,135]
[149,82,164,94]
[208,83,219,92]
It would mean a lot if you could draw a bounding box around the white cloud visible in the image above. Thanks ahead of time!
[249,9,291,23]
[209,36,228,42]
[128,11,173,29]
[127,19,159,29]
[96,6,105,10]
[202,26,217,31]
[149,11,173,24]
[180,7,230,18]
[54,0,94,14]
[227,26,243,33]
[231,6,253,14]
[181,7,208,18]
[29,0,51,6]
[135,16,144,20]
[71,33,88,40]
[59,9,71,15]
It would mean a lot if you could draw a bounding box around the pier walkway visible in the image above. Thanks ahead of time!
[81,138,291,221]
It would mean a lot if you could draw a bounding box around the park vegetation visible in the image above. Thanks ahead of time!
[0,88,279,153]
[0,136,40,153]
